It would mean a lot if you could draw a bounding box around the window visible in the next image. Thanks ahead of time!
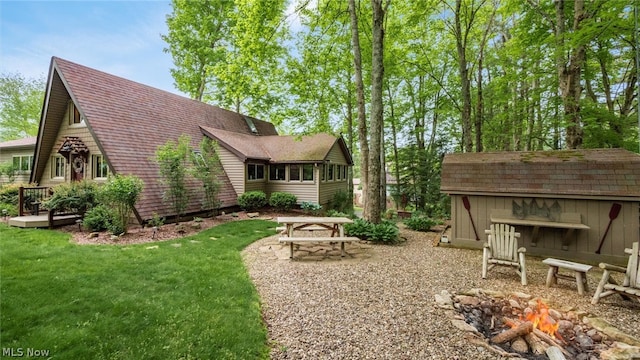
[51,156,65,179]
[327,164,334,181]
[68,101,83,125]
[92,155,109,179]
[302,164,314,181]
[342,165,347,180]
[247,164,264,180]
[289,164,300,181]
[336,165,342,180]
[269,164,286,181]
[321,164,326,181]
[12,155,32,173]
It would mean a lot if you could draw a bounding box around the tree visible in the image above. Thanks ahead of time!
[100,174,144,234]
[0,73,45,141]
[155,134,191,222]
[190,137,223,215]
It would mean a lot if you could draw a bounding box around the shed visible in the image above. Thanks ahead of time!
[441,149,640,265]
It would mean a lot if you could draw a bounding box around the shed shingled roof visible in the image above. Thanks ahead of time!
[33,57,284,221]
[440,149,640,199]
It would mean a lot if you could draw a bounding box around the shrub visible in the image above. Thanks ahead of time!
[44,181,99,216]
[82,205,115,232]
[346,219,400,244]
[404,213,438,232]
[384,209,398,220]
[268,192,297,211]
[369,221,400,244]
[300,201,322,215]
[0,183,24,205]
[326,209,350,218]
[345,218,374,239]
[155,134,191,222]
[100,174,143,234]
[237,191,267,211]
[148,212,165,228]
[327,190,351,213]
[0,202,18,217]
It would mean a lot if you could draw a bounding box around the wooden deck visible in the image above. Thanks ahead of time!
[8,213,80,228]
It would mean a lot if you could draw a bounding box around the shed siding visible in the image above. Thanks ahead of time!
[266,182,319,203]
[217,146,245,195]
[450,194,639,265]
[319,180,349,205]
[246,179,267,193]
[39,105,100,187]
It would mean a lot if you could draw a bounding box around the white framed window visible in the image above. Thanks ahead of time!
[269,164,286,181]
[51,156,65,179]
[92,155,109,179]
[327,164,334,181]
[247,163,264,180]
[12,155,33,173]
[302,164,314,181]
[336,165,342,180]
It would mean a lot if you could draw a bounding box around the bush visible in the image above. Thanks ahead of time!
[44,181,99,216]
[345,218,374,239]
[268,192,297,211]
[300,201,322,215]
[327,190,351,213]
[0,202,18,217]
[326,209,350,218]
[148,212,165,228]
[100,174,143,234]
[0,183,23,205]
[345,218,400,244]
[237,191,267,211]
[404,213,438,232]
[83,205,115,232]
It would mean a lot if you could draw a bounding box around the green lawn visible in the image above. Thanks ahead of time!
[0,220,276,359]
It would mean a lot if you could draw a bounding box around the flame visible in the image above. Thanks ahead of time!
[523,300,560,339]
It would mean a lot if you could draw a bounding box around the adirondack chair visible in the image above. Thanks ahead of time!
[591,242,640,305]
[482,223,527,286]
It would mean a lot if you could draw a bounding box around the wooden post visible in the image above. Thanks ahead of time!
[18,186,24,216]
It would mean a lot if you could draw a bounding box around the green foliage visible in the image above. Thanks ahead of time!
[404,213,438,232]
[326,209,350,218]
[190,137,223,214]
[148,212,165,228]
[0,73,45,141]
[327,190,352,213]
[384,209,398,220]
[0,182,25,205]
[345,218,400,244]
[300,201,322,215]
[237,191,267,211]
[99,174,143,234]
[268,192,297,211]
[0,162,18,182]
[82,205,116,232]
[0,220,274,359]
[0,202,18,217]
[44,180,99,216]
[155,134,191,222]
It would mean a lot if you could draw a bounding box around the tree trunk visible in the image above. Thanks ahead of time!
[348,0,369,214]
[366,0,387,224]
[455,0,473,152]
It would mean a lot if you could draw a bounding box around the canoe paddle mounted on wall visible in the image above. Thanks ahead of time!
[462,196,480,241]
[595,203,622,254]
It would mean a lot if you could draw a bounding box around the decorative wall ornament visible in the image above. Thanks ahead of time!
[512,199,562,221]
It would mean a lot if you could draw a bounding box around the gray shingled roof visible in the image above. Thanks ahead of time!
[200,126,344,163]
[441,148,640,199]
[34,57,283,221]
[0,137,36,149]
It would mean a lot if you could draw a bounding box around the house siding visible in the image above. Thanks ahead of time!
[0,147,34,184]
[217,146,245,195]
[449,194,639,265]
[267,180,319,203]
[325,143,348,163]
[39,104,102,187]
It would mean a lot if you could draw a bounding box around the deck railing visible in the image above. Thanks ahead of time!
[18,186,50,216]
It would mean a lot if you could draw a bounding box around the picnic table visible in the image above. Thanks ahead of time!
[277,216,359,258]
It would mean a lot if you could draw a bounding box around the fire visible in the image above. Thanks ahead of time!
[523,300,560,339]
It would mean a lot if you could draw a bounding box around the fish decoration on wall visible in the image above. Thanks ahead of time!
[512,199,562,221]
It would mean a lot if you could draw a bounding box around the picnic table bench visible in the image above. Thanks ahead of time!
[277,216,359,259]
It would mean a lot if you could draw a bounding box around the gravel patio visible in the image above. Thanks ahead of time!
[242,226,640,359]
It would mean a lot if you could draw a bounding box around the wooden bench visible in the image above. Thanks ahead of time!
[276,225,329,234]
[278,236,360,258]
[543,258,592,295]
[491,209,590,250]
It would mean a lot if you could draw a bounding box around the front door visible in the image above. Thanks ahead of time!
[71,155,85,182]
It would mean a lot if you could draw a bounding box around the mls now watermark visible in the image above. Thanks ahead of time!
[2,348,51,357]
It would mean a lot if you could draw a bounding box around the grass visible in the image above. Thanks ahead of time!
[0,219,276,359]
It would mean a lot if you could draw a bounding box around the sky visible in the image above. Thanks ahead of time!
[0,0,186,96]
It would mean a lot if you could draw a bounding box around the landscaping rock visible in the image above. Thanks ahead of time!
[247,212,260,218]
